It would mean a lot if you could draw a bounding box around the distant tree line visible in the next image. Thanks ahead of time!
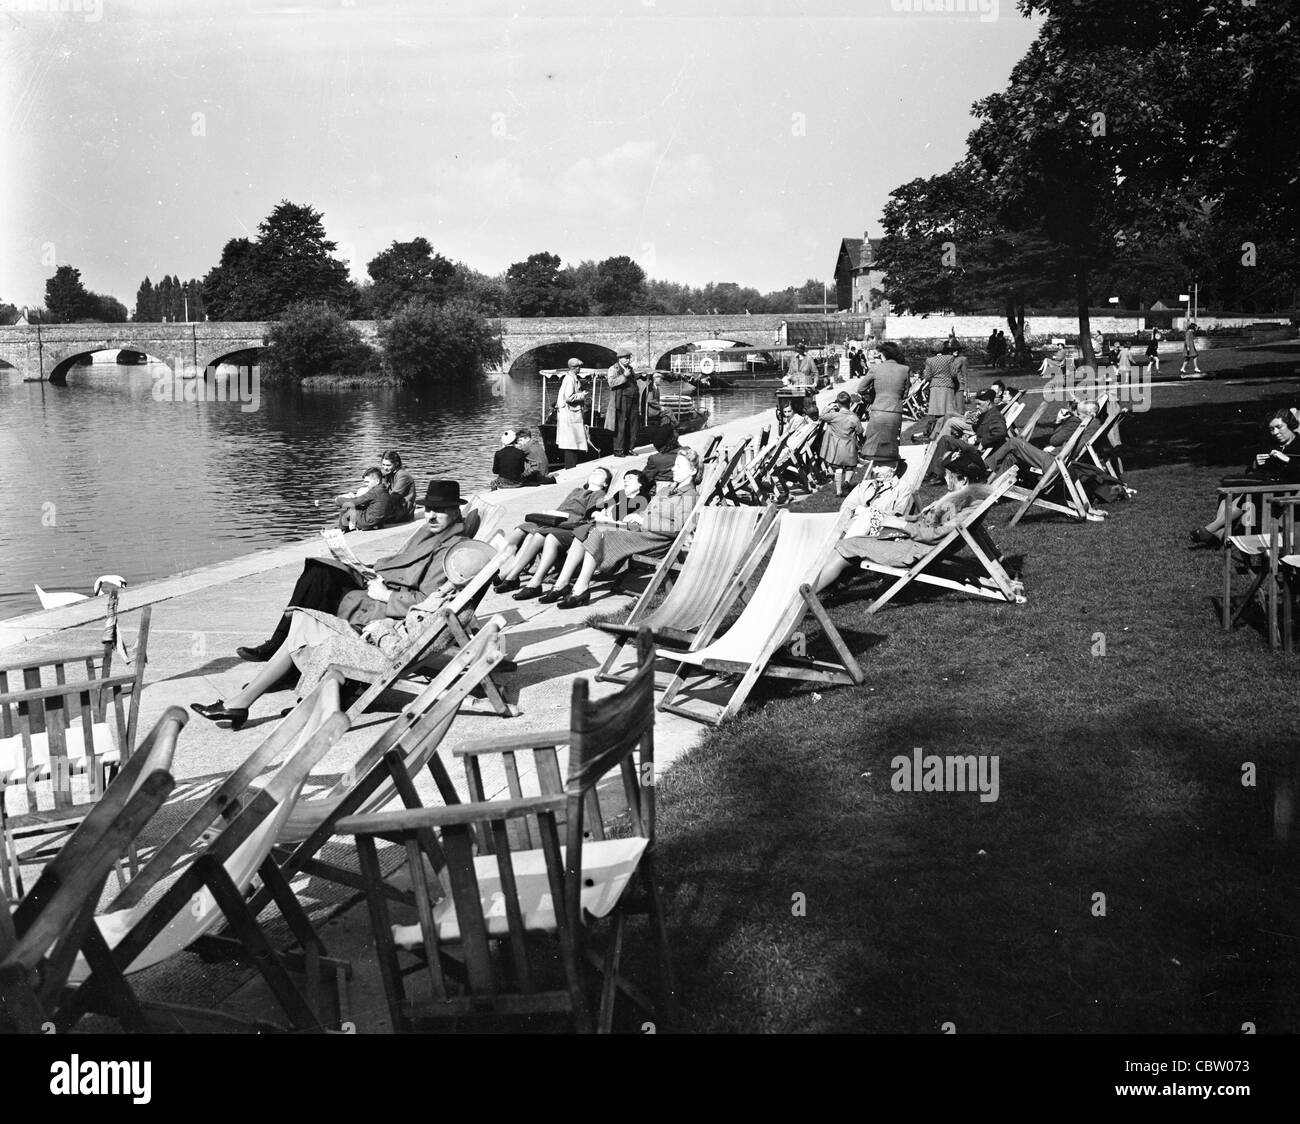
[134,276,205,322]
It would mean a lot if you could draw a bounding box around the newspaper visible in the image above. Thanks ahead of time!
[320,528,379,580]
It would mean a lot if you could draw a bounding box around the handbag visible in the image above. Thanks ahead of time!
[525,512,568,527]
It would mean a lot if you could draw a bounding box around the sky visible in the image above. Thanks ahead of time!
[0,0,1040,309]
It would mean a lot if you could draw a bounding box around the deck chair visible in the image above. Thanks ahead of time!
[698,432,724,467]
[0,710,185,1032]
[332,546,517,719]
[336,629,675,1033]
[1216,482,1300,632]
[1084,397,1128,477]
[47,681,354,1033]
[781,420,829,495]
[657,509,865,725]
[244,618,508,916]
[728,428,800,505]
[1013,399,1048,439]
[0,607,152,896]
[858,468,1024,615]
[703,436,754,506]
[464,494,507,546]
[1005,421,1092,525]
[595,504,780,684]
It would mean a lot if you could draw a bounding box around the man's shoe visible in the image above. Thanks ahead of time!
[538,585,572,604]
[235,641,276,662]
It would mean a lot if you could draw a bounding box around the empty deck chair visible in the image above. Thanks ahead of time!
[698,431,724,467]
[657,509,864,725]
[332,546,517,719]
[595,505,780,684]
[726,428,799,505]
[0,607,152,896]
[0,710,184,1032]
[245,619,508,915]
[48,681,354,1033]
[337,629,675,1033]
[703,436,755,506]
[858,468,1024,615]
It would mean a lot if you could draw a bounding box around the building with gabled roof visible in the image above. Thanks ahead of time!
[834,232,888,325]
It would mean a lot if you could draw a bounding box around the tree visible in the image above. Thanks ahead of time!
[379,296,505,386]
[590,256,646,315]
[134,277,156,322]
[201,201,353,320]
[455,263,507,317]
[366,237,461,317]
[261,300,375,382]
[82,293,129,323]
[504,251,582,317]
[44,265,91,322]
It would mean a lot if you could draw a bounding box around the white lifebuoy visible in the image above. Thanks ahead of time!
[700,357,715,375]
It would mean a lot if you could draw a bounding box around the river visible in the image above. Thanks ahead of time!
[0,360,776,621]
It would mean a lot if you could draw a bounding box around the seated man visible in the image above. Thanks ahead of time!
[922,390,1007,485]
[492,429,528,489]
[1002,400,1125,518]
[234,479,473,660]
[644,423,701,486]
[337,467,396,532]
[516,427,555,485]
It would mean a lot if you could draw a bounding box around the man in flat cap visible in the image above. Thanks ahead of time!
[606,348,640,456]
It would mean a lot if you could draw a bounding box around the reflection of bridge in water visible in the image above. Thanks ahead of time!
[0,314,864,382]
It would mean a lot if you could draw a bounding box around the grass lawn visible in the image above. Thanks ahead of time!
[651,366,1300,1033]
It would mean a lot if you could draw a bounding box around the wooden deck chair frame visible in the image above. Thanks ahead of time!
[1,710,184,1031]
[1216,484,1300,636]
[1013,399,1048,439]
[243,619,508,918]
[703,436,754,506]
[332,546,516,719]
[596,504,780,684]
[1006,420,1092,525]
[860,468,1023,615]
[48,681,354,1034]
[729,427,799,504]
[463,494,508,545]
[0,606,152,896]
[698,431,724,467]
[336,629,675,1034]
[1085,397,1128,477]
[658,508,865,726]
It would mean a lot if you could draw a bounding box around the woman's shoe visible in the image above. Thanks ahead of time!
[493,576,521,593]
[538,585,572,604]
[189,700,249,731]
[1190,527,1218,548]
[558,589,591,610]
[235,640,276,662]
[513,585,544,601]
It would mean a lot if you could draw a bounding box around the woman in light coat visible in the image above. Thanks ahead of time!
[555,357,591,469]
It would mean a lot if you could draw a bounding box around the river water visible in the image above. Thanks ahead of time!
[0,361,775,621]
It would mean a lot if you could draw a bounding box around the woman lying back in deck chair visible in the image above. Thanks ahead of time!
[190,540,503,730]
[816,447,992,591]
[491,467,612,592]
[527,455,698,610]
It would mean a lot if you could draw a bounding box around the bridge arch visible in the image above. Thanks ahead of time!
[505,340,619,379]
[198,345,265,374]
[45,346,183,385]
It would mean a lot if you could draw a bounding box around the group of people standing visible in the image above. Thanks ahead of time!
[554,351,657,468]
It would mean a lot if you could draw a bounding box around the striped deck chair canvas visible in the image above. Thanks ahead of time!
[657,509,864,725]
[595,505,779,684]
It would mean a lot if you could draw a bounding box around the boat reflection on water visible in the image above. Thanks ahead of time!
[537,368,710,468]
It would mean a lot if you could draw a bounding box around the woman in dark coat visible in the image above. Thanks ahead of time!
[924,342,962,422]
[492,466,612,590]
[856,340,911,461]
[380,451,417,520]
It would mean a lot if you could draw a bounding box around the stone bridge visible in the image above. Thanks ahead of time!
[0,314,862,381]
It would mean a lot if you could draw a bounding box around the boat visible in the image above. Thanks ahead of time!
[669,342,837,388]
[537,368,710,468]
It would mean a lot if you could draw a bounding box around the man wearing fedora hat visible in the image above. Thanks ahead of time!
[606,349,641,457]
[234,479,472,660]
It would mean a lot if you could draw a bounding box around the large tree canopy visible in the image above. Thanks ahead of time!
[366,237,461,317]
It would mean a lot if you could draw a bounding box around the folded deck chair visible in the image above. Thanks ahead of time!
[0,710,184,1032]
[0,607,152,896]
[47,681,354,1034]
[859,468,1025,615]
[332,546,516,719]
[336,629,675,1033]
[657,509,865,725]
[595,505,780,684]
[244,619,508,916]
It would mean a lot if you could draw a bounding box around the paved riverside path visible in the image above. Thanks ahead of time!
[1,386,842,1031]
